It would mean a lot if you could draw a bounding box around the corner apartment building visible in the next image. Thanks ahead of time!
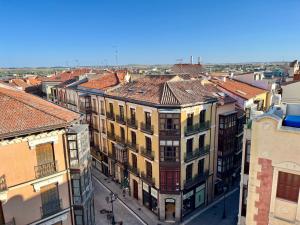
[88,75,244,222]
[0,87,94,225]
[241,103,300,225]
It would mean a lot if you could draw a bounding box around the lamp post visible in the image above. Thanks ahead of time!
[222,185,227,219]
[106,192,118,225]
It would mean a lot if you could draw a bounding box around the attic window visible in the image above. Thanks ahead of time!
[185,89,194,94]
[128,88,134,92]
[137,89,145,94]
[236,90,246,95]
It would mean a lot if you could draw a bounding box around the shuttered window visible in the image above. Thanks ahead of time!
[36,143,54,165]
[276,171,300,202]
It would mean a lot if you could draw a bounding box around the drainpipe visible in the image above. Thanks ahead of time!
[62,130,75,225]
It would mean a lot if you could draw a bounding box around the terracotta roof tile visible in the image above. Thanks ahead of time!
[0,87,79,138]
[210,78,267,100]
[79,72,125,91]
[171,64,204,75]
[43,68,91,82]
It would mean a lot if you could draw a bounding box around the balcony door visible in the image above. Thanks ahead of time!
[186,139,193,155]
[36,143,55,165]
[187,113,193,127]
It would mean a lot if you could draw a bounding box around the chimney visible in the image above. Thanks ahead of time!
[190,56,193,64]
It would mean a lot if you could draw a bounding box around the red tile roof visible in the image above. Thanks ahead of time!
[0,87,79,139]
[79,72,125,91]
[43,68,91,82]
[210,78,267,100]
[171,64,204,75]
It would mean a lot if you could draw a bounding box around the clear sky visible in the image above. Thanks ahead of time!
[0,0,300,67]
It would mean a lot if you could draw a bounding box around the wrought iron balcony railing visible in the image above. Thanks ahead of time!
[184,145,210,163]
[184,171,208,189]
[41,198,62,218]
[127,118,138,129]
[141,172,155,185]
[115,135,126,147]
[127,142,139,153]
[107,131,116,141]
[128,164,140,177]
[140,122,154,135]
[116,115,126,125]
[140,147,154,161]
[0,175,7,192]
[184,121,210,136]
[106,111,115,121]
[34,161,58,179]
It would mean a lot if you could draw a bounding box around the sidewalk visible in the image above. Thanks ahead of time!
[92,168,174,225]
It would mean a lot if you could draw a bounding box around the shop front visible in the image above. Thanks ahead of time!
[142,182,158,215]
[182,182,206,216]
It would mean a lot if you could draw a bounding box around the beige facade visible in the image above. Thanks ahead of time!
[0,130,72,225]
[245,110,300,225]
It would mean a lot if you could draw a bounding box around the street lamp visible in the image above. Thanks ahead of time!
[106,192,118,225]
[222,185,228,219]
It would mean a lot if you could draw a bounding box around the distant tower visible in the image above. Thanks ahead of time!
[190,56,193,64]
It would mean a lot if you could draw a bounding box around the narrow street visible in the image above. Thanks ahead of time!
[93,176,144,225]
[184,188,239,225]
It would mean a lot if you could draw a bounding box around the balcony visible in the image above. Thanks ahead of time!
[127,142,139,153]
[0,175,7,192]
[141,172,155,185]
[107,131,116,141]
[128,164,140,177]
[140,122,154,135]
[185,121,210,136]
[115,135,126,147]
[41,198,62,218]
[159,129,180,137]
[140,147,154,161]
[106,111,115,121]
[184,171,208,189]
[116,115,126,125]
[34,161,58,179]
[127,118,138,129]
[184,145,210,163]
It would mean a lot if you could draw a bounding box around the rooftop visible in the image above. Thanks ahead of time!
[0,87,79,139]
[210,78,267,100]
[171,63,204,75]
[79,71,127,91]
[107,75,220,106]
[42,68,91,82]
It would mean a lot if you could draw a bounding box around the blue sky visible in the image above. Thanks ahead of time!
[0,0,299,67]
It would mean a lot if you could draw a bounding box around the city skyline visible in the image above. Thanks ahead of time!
[1,0,300,67]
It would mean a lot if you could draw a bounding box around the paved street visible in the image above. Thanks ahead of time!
[93,176,144,225]
[184,188,240,225]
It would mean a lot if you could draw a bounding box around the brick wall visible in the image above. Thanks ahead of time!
[253,158,273,225]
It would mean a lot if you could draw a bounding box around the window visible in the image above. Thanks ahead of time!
[186,139,193,154]
[120,127,125,141]
[146,161,152,178]
[146,137,152,151]
[187,113,194,127]
[131,131,136,145]
[160,170,180,192]
[36,143,55,165]
[186,164,193,180]
[130,108,136,121]
[92,98,97,112]
[132,154,137,169]
[41,184,60,216]
[145,112,151,126]
[110,123,114,135]
[160,140,180,162]
[100,101,105,114]
[276,172,300,202]
[159,113,180,130]
[200,110,206,123]
[109,103,114,113]
[119,105,124,119]
[199,135,205,149]
[198,159,204,175]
